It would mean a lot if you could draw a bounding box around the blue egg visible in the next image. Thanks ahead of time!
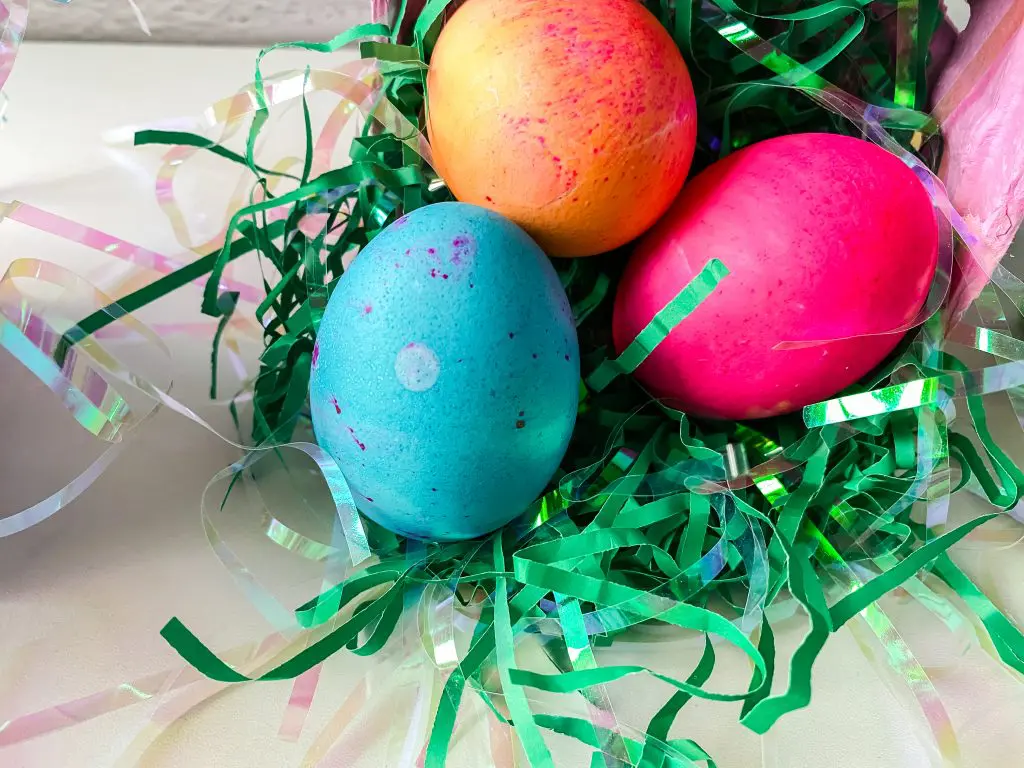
[310,202,579,541]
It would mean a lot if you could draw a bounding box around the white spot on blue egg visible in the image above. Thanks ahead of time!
[395,342,440,392]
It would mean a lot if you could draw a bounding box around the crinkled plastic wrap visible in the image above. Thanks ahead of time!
[0,0,28,120]
[935,0,1024,315]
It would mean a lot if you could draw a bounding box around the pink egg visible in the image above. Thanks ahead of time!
[612,133,939,420]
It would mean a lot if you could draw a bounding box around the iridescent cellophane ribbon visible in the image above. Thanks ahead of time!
[0,0,28,123]
[0,0,149,125]
[5,1,1024,766]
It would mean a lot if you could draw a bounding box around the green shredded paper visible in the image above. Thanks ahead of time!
[60,0,1024,765]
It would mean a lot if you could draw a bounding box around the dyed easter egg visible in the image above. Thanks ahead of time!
[426,0,697,257]
[310,202,580,540]
[612,133,939,420]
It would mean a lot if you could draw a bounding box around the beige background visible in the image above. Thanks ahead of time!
[28,0,368,45]
[24,0,973,45]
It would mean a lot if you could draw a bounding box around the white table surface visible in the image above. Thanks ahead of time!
[3,41,1024,768]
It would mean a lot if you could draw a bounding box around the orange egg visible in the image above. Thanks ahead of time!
[426,0,697,257]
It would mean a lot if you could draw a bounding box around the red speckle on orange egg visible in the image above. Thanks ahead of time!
[427,0,696,257]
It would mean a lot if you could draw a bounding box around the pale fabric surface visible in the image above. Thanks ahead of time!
[28,0,368,45]
[22,0,970,47]
[2,42,1024,768]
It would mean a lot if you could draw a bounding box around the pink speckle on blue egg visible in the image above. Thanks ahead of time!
[451,234,476,267]
[347,426,366,451]
[309,202,579,541]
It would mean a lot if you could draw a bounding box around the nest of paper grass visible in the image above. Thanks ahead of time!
[106,1,1024,764]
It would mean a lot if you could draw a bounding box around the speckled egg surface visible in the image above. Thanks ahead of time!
[426,0,697,257]
[612,133,939,420]
[310,202,580,541]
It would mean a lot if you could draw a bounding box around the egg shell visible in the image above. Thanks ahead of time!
[612,133,939,420]
[310,202,580,541]
[426,0,697,257]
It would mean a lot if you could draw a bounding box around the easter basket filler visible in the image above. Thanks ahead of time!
[21,0,1024,764]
